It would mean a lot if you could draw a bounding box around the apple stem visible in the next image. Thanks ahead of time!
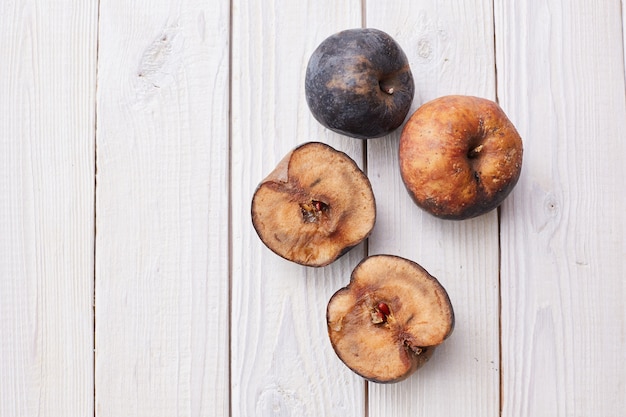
[379,79,395,95]
[403,340,424,356]
[468,144,484,159]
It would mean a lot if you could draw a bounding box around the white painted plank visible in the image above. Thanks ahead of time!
[95,1,230,416]
[495,1,626,415]
[366,1,500,416]
[0,1,97,416]
[230,1,368,415]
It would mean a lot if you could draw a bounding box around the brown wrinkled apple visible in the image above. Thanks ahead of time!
[251,142,376,267]
[327,255,454,383]
[399,95,523,220]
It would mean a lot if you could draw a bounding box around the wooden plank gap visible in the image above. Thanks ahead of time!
[497,205,503,417]
[227,0,234,416]
[92,1,102,417]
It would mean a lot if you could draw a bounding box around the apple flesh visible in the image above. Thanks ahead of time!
[251,142,376,267]
[327,255,454,383]
[305,28,415,139]
[399,95,523,220]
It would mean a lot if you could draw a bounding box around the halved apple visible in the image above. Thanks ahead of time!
[251,142,376,267]
[327,255,454,383]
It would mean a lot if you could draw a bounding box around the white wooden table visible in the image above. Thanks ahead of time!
[2,1,625,416]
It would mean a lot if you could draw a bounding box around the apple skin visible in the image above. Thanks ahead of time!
[399,95,523,220]
[305,28,415,139]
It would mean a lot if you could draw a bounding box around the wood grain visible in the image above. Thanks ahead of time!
[1,1,625,416]
[0,1,98,416]
[495,0,626,415]
[94,1,230,416]
[230,1,368,415]
[366,1,501,416]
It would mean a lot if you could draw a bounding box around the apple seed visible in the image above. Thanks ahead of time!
[377,302,390,316]
[370,302,392,324]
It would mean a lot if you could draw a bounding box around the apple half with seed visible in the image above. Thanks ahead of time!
[327,255,454,383]
[251,142,376,267]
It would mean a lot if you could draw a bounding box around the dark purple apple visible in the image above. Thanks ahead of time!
[305,28,415,139]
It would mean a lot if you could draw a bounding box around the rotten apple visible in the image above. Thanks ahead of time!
[305,28,415,139]
[327,255,454,383]
[399,95,523,220]
[251,142,376,267]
